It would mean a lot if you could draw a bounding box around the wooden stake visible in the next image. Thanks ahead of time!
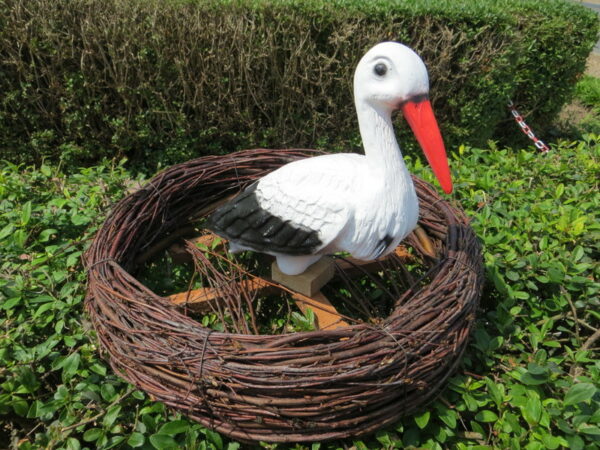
[414,226,437,258]
[292,291,350,330]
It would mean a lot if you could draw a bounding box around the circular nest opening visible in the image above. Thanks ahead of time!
[85,149,484,443]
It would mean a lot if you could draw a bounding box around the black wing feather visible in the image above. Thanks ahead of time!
[206,183,322,255]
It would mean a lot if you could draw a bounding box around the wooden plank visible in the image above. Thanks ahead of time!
[292,291,350,330]
[167,278,271,312]
[166,240,412,331]
[167,276,349,330]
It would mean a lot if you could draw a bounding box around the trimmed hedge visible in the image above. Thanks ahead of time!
[0,0,597,168]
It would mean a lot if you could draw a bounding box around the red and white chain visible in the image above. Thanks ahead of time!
[507,100,550,153]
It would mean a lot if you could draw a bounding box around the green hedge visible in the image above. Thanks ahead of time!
[0,0,597,168]
[1,137,599,449]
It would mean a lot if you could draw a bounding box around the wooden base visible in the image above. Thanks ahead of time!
[271,257,335,297]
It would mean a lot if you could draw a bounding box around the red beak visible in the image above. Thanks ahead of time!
[401,98,453,194]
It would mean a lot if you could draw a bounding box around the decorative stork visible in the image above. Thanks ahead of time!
[207,42,452,276]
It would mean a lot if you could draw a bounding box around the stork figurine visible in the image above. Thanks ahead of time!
[207,42,452,276]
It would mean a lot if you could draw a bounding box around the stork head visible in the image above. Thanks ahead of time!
[354,42,453,194]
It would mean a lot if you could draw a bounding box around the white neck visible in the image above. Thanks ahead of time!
[356,100,409,180]
[355,98,419,237]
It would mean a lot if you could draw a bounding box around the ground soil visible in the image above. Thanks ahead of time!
[586,53,600,77]
[558,100,592,125]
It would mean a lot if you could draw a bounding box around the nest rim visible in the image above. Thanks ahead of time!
[85,149,484,443]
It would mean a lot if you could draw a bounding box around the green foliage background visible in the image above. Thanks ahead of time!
[0,0,599,447]
[0,0,597,168]
[1,136,599,449]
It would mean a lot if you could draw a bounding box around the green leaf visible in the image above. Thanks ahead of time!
[40,164,52,177]
[414,411,430,429]
[205,429,223,450]
[547,267,564,283]
[103,405,121,428]
[38,228,57,242]
[564,383,596,406]
[127,432,145,447]
[464,393,478,411]
[475,410,499,422]
[438,408,457,429]
[100,384,116,402]
[83,428,103,442]
[12,398,29,417]
[54,385,69,401]
[21,201,32,226]
[61,352,80,380]
[522,391,542,425]
[90,363,107,376]
[402,427,420,447]
[149,434,178,449]
[579,425,600,436]
[485,378,503,407]
[104,435,125,449]
[18,367,39,393]
[13,229,27,247]
[525,441,544,450]
[158,420,189,436]
[66,250,82,267]
[572,246,584,261]
[0,223,14,241]
[2,297,21,311]
[71,214,91,226]
[565,434,585,450]
[520,371,548,385]
[376,431,392,447]
[527,362,547,375]
[541,432,563,450]
[66,437,81,450]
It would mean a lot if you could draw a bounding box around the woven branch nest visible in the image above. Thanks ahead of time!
[85,149,484,443]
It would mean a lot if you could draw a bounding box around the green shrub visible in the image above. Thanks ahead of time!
[0,0,598,167]
[1,137,599,448]
[508,2,599,138]
[0,0,597,169]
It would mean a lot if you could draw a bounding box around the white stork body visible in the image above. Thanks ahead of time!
[208,42,452,275]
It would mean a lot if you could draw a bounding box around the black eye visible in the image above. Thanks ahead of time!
[374,63,387,76]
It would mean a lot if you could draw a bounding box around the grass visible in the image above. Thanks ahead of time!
[576,75,600,111]
[0,134,599,449]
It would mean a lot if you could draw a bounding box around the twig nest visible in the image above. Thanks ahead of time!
[85,149,484,443]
